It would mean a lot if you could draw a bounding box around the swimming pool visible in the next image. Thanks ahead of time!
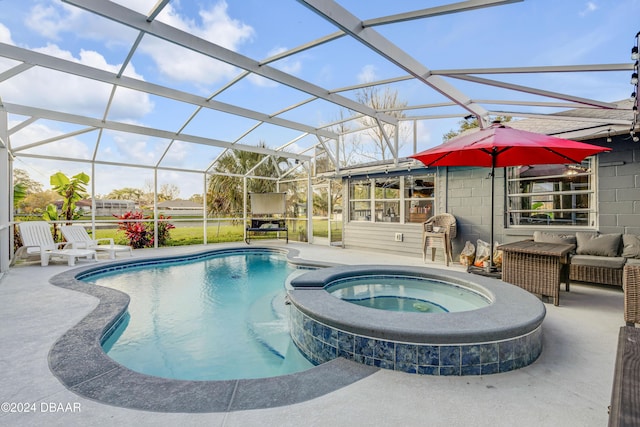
[83,250,313,380]
[47,247,378,412]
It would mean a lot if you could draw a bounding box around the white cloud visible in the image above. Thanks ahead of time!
[25,3,79,41]
[0,23,15,44]
[9,121,92,159]
[21,0,254,86]
[139,1,254,85]
[111,134,162,165]
[246,46,302,87]
[579,2,598,16]
[0,36,153,121]
[357,65,377,84]
[25,2,133,45]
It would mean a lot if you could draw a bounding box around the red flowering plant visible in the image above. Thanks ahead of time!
[115,211,175,248]
[154,214,176,246]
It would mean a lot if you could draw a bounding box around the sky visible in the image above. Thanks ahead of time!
[0,0,638,198]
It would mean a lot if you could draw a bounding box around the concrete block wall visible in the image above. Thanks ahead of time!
[444,166,506,257]
[597,139,640,235]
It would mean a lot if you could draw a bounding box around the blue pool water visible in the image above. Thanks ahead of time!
[84,251,314,381]
[326,275,491,313]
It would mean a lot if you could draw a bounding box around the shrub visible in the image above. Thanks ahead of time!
[115,211,175,248]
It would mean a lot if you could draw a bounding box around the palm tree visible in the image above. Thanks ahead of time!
[207,142,289,219]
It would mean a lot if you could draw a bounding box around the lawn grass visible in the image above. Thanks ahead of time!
[16,216,342,246]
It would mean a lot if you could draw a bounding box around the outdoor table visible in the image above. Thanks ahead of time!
[498,240,574,306]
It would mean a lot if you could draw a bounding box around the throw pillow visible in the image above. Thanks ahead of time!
[533,231,577,246]
[575,232,622,257]
[622,234,640,258]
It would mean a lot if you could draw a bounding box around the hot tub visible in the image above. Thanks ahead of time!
[288,265,546,376]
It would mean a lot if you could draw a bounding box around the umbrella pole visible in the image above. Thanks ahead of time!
[487,152,496,273]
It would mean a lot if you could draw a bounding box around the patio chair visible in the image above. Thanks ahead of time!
[422,213,457,266]
[60,225,133,260]
[15,221,97,266]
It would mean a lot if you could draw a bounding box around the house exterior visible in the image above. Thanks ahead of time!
[341,102,640,261]
[157,199,204,216]
[52,199,136,217]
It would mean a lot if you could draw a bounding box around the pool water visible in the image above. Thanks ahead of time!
[87,251,313,380]
[327,275,491,313]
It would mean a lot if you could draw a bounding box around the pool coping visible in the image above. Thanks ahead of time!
[47,246,379,413]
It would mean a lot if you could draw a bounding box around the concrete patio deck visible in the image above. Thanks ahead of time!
[0,243,625,426]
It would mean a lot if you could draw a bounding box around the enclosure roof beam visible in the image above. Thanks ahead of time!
[449,74,616,109]
[298,0,491,127]
[362,0,523,27]
[3,103,312,162]
[63,0,397,125]
[0,43,337,139]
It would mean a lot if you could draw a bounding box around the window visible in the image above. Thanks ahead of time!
[349,178,372,222]
[404,175,434,223]
[506,159,596,227]
[347,172,435,224]
[374,177,400,222]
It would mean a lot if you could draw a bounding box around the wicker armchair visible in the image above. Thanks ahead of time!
[623,264,640,326]
[422,213,457,266]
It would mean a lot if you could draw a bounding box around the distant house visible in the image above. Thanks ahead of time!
[92,199,136,216]
[53,199,137,216]
[157,199,203,216]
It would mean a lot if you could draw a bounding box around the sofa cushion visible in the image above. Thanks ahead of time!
[622,234,640,259]
[570,255,626,269]
[533,231,577,247]
[575,232,622,257]
[626,258,640,266]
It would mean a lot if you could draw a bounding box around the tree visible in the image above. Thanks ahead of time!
[328,109,363,168]
[20,190,58,214]
[13,183,27,209]
[14,169,43,194]
[443,116,512,142]
[13,169,44,214]
[106,187,145,203]
[189,194,203,204]
[158,183,180,202]
[355,86,408,161]
[50,172,90,222]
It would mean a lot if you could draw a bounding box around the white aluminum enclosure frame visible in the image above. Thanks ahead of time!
[0,0,637,272]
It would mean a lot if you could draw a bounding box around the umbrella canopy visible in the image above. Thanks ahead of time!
[410,122,611,271]
[410,122,611,168]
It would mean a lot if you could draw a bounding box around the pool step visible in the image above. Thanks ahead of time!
[246,291,313,372]
[246,291,292,359]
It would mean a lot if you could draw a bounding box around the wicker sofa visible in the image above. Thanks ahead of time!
[532,231,640,288]
[624,264,640,325]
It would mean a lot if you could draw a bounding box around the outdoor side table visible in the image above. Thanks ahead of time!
[498,240,574,306]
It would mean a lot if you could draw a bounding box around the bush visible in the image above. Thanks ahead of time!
[115,211,175,248]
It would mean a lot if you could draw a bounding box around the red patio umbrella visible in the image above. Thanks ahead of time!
[410,122,611,271]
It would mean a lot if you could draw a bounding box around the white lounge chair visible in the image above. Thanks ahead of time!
[60,225,133,260]
[15,221,97,266]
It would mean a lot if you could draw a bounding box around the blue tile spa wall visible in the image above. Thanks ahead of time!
[290,306,543,376]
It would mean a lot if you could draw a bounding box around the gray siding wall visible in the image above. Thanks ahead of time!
[343,222,426,259]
